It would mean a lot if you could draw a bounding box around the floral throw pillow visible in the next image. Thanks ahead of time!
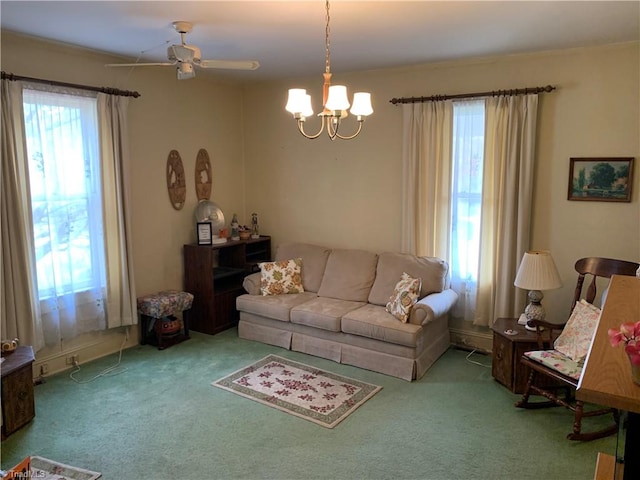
[553,299,601,363]
[259,258,304,296]
[386,272,422,323]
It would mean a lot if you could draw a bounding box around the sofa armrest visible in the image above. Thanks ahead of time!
[409,289,459,326]
[243,272,262,295]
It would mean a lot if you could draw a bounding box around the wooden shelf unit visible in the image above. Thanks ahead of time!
[183,236,271,335]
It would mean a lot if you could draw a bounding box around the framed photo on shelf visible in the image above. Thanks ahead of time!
[196,222,213,245]
[568,157,634,202]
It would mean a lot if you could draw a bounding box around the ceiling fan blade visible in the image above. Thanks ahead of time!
[105,62,176,68]
[197,59,260,70]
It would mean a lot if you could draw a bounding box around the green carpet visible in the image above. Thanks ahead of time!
[1,328,617,479]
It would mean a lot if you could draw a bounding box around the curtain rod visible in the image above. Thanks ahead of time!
[1,71,141,98]
[389,85,555,105]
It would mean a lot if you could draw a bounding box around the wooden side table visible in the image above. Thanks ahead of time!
[491,318,546,394]
[1,345,35,439]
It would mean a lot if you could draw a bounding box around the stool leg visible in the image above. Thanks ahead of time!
[183,310,191,340]
[156,326,165,350]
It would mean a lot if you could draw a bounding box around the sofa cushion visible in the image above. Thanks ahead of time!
[368,252,448,306]
[317,249,379,302]
[291,297,365,332]
[341,304,423,348]
[259,258,304,296]
[386,273,422,323]
[275,243,331,293]
[236,292,317,322]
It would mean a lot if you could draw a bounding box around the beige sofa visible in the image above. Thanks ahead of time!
[236,242,458,381]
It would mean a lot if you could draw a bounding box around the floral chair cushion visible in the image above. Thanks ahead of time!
[524,349,583,381]
[553,299,601,362]
[259,258,305,296]
[386,272,422,323]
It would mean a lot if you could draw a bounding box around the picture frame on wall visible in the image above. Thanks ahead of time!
[197,222,213,245]
[568,157,634,202]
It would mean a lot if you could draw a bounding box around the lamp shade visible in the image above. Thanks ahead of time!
[325,85,350,111]
[350,92,373,116]
[514,250,563,291]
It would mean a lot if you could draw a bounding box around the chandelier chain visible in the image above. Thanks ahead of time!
[325,0,331,74]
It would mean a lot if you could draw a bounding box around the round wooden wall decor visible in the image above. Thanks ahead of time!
[166,150,186,210]
[195,148,212,201]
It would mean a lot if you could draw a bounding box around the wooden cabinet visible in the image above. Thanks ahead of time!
[491,318,547,394]
[1,346,35,439]
[183,236,271,335]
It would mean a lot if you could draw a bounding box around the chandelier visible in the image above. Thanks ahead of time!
[285,0,373,140]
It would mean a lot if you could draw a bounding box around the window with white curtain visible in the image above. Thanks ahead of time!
[449,100,485,320]
[22,88,107,342]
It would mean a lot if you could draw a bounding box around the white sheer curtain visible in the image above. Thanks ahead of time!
[474,94,538,326]
[1,80,42,349]
[449,100,485,321]
[401,101,452,259]
[22,88,108,344]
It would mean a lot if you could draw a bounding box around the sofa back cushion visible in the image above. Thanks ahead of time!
[368,252,448,306]
[275,242,331,293]
[317,249,378,302]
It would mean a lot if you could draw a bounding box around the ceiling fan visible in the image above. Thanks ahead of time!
[106,21,260,80]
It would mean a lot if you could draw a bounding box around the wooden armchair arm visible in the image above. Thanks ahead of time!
[527,319,566,349]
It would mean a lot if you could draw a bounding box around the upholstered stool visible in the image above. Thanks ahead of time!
[137,290,194,350]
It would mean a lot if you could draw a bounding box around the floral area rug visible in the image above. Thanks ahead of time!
[3,456,101,480]
[212,355,382,428]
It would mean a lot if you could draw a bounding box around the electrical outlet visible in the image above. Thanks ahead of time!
[40,364,49,375]
[66,354,80,365]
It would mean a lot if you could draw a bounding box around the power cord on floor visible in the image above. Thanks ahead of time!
[465,348,491,368]
[69,327,130,384]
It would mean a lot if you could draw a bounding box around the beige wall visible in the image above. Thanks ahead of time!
[2,30,639,369]
[242,42,640,326]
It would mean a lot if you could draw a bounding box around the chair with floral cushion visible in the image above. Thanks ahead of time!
[515,257,640,441]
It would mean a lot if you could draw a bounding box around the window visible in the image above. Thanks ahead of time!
[22,88,107,339]
[449,100,485,319]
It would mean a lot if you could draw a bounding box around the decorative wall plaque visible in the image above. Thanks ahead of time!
[166,150,186,210]
[195,148,212,201]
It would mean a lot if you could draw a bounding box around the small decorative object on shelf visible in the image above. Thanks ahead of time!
[251,212,259,239]
[231,213,240,241]
[608,320,640,385]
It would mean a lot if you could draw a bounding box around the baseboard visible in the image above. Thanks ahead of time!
[449,326,493,354]
[32,326,139,378]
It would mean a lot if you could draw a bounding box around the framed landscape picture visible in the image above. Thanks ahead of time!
[568,157,634,202]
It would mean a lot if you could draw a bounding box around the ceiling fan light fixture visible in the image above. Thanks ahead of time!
[177,62,195,80]
[285,0,372,140]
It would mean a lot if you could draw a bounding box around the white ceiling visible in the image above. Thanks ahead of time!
[1,1,639,82]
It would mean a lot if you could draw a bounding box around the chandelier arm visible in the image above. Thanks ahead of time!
[333,120,365,140]
[297,116,327,139]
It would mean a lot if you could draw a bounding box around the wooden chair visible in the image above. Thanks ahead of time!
[515,257,640,441]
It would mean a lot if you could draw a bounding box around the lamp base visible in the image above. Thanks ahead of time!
[523,290,546,332]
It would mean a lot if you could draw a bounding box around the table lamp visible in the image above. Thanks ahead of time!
[514,250,563,331]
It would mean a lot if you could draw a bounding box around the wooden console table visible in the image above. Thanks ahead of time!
[577,275,640,480]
